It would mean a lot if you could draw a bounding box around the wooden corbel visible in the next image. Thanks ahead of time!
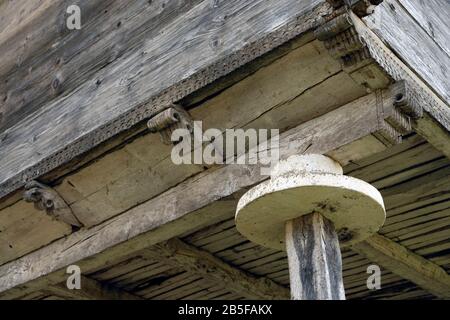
[315,14,370,70]
[327,0,383,16]
[147,105,194,145]
[23,181,82,227]
[315,12,392,91]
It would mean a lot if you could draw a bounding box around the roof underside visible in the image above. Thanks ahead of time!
[0,0,449,300]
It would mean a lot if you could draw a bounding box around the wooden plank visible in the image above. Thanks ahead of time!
[0,85,408,297]
[148,238,289,299]
[0,0,202,132]
[0,200,72,265]
[44,275,142,300]
[397,0,450,57]
[0,0,333,200]
[351,12,450,159]
[0,1,112,79]
[352,234,450,298]
[364,0,450,103]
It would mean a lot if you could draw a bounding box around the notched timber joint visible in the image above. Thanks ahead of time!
[327,0,383,17]
[315,14,370,70]
[392,81,424,120]
[373,82,415,147]
[147,105,194,145]
[23,181,82,228]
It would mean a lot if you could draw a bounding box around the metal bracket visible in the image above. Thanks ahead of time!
[23,181,82,227]
[147,105,194,145]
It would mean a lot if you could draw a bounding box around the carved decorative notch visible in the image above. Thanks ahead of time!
[147,105,193,145]
[327,0,383,17]
[23,181,82,227]
[315,14,368,70]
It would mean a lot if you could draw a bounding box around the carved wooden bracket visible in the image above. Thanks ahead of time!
[23,181,82,227]
[147,105,194,145]
[315,14,369,70]
[327,0,383,16]
[315,13,427,145]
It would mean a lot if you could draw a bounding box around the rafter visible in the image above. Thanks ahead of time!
[352,234,450,299]
[148,238,289,299]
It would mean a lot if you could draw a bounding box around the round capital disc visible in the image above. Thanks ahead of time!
[235,172,386,250]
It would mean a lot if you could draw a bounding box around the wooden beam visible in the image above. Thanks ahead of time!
[352,234,450,299]
[0,0,333,200]
[350,12,450,158]
[0,84,408,298]
[42,276,142,300]
[149,238,289,300]
[364,0,450,104]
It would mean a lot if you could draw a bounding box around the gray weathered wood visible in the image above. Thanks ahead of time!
[350,12,450,159]
[364,0,450,104]
[150,238,289,300]
[0,84,406,298]
[0,0,202,132]
[352,234,450,299]
[44,275,142,300]
[0,0,332,199]
[397,0,450,57]
[286,213,345,300]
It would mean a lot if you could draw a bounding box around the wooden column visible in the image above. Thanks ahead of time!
[285,212,345,300]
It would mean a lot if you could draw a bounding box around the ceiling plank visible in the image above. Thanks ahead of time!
[43,275,142,300]
[352,234,450,299]
[148,238,289,300]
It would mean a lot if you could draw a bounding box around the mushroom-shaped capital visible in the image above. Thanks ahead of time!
[235,154,386,250]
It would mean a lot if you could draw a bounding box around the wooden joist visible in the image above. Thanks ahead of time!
[352,234,450,299]
[149,238,289,300]
[0,83,409,298]
[349,12,450,159]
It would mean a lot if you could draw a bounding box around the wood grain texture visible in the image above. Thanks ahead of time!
[0,0,333,199]
[0,41,362,266]
[150,238,289,299]
[286,213,345,300]
[397,0,450,57]
[0,0,202,132]
[352,234,450,298]
[44,275,142,300]
[351,12,450,159]
[0,84,406,297]
[364,0,450,104]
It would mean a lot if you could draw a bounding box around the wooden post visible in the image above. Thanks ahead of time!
[285,212,345,300]
[236,154,385,300]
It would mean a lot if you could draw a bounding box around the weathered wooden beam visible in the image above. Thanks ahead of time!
[317,11,450,159]
[351,12,450,156]
[364,0,450,104]
[42,275,142,300]
[0,0,334,200]
[0,83,407,298]
[149,238,289,300]
[352,234,450,299]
